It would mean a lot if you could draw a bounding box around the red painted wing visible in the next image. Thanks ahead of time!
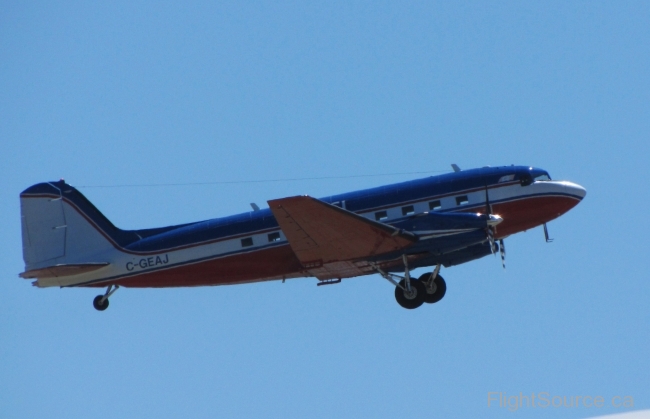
[268,196,416,269]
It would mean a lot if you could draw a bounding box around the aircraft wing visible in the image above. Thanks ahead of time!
[268,196,416,279]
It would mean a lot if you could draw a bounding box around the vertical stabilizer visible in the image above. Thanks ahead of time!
[21,191,67,264]
[19,181,121,276]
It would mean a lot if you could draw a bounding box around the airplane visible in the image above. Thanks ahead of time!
[18,165,586,311]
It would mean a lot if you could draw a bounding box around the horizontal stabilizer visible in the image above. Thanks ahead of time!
[19,263,109,279]
[268,196,416,266]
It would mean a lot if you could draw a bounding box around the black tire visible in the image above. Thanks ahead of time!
[394,279,425,309]
[418,273,446,304]
[93,295,109,311]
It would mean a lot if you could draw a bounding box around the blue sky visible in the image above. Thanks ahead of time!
[1,1,648,418]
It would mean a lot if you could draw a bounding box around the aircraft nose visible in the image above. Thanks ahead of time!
[564,181,587,200]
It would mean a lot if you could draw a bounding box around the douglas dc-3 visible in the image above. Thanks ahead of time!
[19,165,586,311]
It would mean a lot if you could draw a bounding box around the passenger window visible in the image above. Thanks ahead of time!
[455,196,469,206]
[429,200,441,211]
[402,205,415,216]
[268,232,281,242]
[520,174,533,186]
[375,211,388,221]
[241,237,253,247]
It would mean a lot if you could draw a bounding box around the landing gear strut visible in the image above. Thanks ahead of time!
[93,284,119,311]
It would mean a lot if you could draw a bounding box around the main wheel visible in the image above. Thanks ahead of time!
[418,273,446,304]
[93,295,109,311]
[394,279,426,309]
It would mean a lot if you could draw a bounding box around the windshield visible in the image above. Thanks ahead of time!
[519,168,551,186]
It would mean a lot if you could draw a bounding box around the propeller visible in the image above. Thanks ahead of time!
[484,185,506,269]
[484,185,498,254]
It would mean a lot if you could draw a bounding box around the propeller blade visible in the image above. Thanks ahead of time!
[484,185,498,255]
[484,185,492,215]
[487,226,497,255]
[499,239,506,269]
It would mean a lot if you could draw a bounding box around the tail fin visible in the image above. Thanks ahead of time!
[19,180,137,278]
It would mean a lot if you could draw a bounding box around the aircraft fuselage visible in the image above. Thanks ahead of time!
[19,166,586,298]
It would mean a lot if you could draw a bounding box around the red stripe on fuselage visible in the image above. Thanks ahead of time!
[81,195,580,287]
[106,244,304,288]
[91,194,581,288]
[495,195,581,237]
[456,194,582,238]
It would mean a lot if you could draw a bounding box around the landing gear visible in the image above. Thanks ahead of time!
[93,284,119,311]
[394,278,426,309]
[93,295,109,311]
[371,257,446,309]
[418,273,446,304]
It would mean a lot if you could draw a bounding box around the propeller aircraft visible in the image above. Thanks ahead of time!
[18,165,586,310]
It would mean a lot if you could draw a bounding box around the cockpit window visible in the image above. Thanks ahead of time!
[520,169,551,186]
